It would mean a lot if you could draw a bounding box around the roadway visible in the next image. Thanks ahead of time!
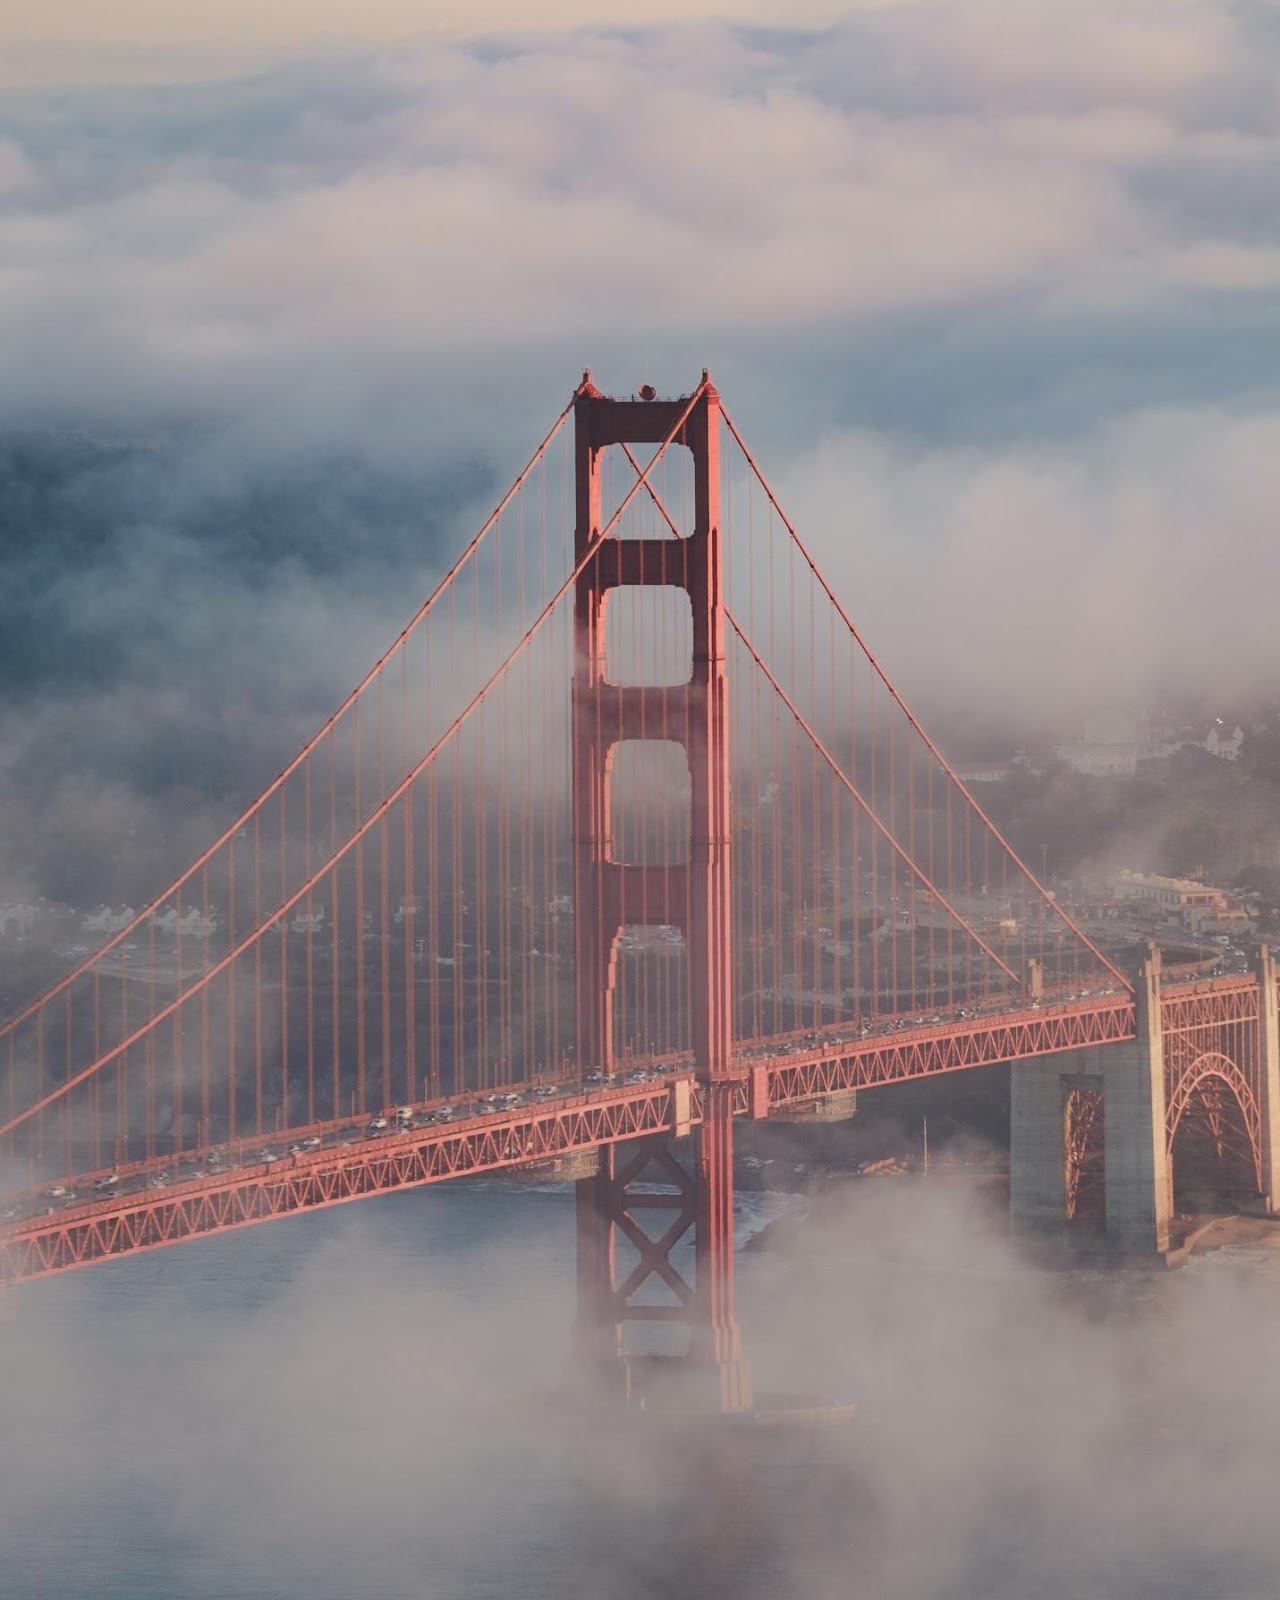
[0,982,1166,1286]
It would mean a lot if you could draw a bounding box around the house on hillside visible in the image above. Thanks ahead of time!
[1202,721,1244,761]
[1055,710,1143,776]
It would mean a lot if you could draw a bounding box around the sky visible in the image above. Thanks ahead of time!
[1,0,1279,900]
[4,1,862,82]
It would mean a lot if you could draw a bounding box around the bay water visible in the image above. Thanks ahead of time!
[3,1176,1279,1599]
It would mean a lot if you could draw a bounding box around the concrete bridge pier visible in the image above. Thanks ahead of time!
[1011,948,1170,1254]
[1255,945,1280,1217]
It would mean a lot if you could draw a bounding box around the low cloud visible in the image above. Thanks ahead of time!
[2,5,1278,437]
[4,1180,1280,1598]
[782,402,1280,729]
[0,2,1278,904]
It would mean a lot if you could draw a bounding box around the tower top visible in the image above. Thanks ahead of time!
[573,371,713,404]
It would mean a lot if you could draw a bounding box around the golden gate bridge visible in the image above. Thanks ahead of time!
[1,373,1274,1409]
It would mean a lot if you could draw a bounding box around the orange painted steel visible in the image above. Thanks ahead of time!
[1166,1053,1262,1193]
[0,1084,686,1285]
[2,981,1273,1287]
[0,995,1141,1287]
[0,374,1269,1309]
[1064,1082,1105,1221]
[1162,977,1264,1193]
[570,376,745,1404]
[760,995,1136,1105]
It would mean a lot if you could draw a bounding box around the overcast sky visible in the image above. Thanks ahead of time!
[5,1,863,82]
[1,0,1279,900]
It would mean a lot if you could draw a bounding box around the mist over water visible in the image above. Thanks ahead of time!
[3,1176,1280,1600]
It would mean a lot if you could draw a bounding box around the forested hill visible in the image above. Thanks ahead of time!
[980,748,1280,903]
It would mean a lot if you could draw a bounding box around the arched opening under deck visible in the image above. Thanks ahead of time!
[1167,1055,1262,1215]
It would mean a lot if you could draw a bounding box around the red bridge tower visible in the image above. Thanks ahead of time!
[570,373,750,1411]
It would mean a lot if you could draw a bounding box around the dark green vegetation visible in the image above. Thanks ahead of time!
[978,747,1280,911]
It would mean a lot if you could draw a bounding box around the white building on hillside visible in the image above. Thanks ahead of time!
[1055,711,1245,775]
[1203,721,1244,760]
[1055,711,1143,776]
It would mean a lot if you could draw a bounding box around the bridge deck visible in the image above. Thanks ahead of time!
[0,991,1145,1285]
